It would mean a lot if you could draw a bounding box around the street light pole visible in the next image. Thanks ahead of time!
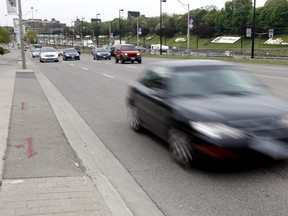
[119,9,124,44]
[96,13,100,47]
[18,0,26,69]
[81,17,85,49]
[160,0,166,55]
[5,15,8,27]
[251,0,256,58]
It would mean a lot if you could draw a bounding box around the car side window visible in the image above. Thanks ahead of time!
[140,67,170,91]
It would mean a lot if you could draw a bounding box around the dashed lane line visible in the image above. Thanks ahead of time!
[81,67,89,70]
[103,74,114,79]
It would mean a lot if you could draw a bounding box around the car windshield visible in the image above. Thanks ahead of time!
[41,47,55,52]
[97,49,108,52]
[121,46,137,51]
[65,49,77,53]
[33,48,41,52]
[171,66,266,97]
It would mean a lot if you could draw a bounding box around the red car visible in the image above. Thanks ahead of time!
[115,44,142,64]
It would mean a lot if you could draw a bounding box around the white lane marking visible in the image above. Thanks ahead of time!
[81,67,89,70]
[253,74,288,80]
[69,64,74,66]
[103,74,114,78]
[127,66,137,69]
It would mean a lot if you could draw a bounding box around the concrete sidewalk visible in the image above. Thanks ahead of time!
[0,50,119,216]
[0,50,164,216]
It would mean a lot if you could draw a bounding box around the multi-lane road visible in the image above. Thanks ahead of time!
[17,52,288,215]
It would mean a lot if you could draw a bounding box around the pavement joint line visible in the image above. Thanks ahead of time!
[30,59,165,216]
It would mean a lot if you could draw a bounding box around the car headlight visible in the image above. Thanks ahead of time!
[137,53,140,56]
[278,115,288,126]
[190,122,246,140]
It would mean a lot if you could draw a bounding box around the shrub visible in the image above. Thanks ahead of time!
[0,46,4,55]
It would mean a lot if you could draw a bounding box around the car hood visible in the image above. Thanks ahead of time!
[41,52,57,56]
[65,52,78,55]
[173,94,288,122]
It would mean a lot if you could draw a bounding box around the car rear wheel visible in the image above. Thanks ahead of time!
[127,105,141,132]
[169,128,193,167]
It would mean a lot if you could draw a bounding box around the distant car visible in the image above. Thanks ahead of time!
[92,48,111,60]
[56,49,63,57]
[39,47,59,62]
[109,46,116,58]
[32,48,41,58]
[63,48,80,60]
[115,44,141,64]
[73,46,81,55]
[127,59,288,166]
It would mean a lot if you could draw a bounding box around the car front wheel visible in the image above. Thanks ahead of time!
[168,128,193,167]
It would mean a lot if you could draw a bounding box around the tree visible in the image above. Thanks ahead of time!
[258,0,288,33]
[25,28,38,44]
[0,26,11,44]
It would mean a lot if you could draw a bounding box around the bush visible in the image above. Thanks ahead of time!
[0,46,4,55]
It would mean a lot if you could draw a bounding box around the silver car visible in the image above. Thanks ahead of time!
[39,47,59,62]
[32,48,41,58]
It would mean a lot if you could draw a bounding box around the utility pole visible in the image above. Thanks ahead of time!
[18,0,26,69]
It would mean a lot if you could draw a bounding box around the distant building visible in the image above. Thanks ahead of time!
[24,18,66,34]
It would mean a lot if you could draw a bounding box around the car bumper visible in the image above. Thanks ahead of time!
[123,57,141,61]
[40,57,59,62]
[190,132,288,161]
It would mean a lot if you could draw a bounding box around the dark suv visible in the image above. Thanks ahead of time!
[115,44,141,64]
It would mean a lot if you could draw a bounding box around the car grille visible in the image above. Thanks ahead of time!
[128,53,137,57]
[45,55,54,57]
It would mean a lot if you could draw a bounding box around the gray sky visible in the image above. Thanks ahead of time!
[2,0,267,27]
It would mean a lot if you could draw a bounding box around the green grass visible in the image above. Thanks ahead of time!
[122,34,288,65]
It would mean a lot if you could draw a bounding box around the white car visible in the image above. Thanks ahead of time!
[32,48,41,58]
[39,47,59,62]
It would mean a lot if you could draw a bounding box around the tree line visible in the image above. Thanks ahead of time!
[70,0,288,41]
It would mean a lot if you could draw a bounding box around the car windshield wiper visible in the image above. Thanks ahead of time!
[214,90,255,96]
[179,94,203,97]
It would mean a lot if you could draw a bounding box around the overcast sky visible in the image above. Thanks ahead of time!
[2,0,267,27]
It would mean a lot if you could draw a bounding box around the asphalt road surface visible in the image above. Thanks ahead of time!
[11,52,288,216]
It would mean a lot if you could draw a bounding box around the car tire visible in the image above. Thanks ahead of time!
[168,128,193,167]
[127,104,142,132]
[121,56,125,64]
[131,60,134,64]
[138,59,142,64]
[115,58,119,63]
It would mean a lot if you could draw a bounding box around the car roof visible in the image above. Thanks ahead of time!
[150,59,234,69]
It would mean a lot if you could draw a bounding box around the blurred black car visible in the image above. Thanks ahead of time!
[63,48,80,61]
[93,48,111,60]
[127,60,288,166]
[109,46,116,58]
[73,45,81,55]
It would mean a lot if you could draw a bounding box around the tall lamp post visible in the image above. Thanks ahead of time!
[5,15,8,27]
[119,9,124,44]
[17,0,26,69]
[96,13,100,47]
[251,0,256,58]
[30,7,37,30]
[81,17,85,49]
[160,0,166,55]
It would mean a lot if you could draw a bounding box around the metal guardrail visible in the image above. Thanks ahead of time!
[142,48,288,60]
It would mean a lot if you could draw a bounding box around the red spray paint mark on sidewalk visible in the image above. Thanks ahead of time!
[15,144,25,148]
[21,102,26,110]
[26,137,37,158]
